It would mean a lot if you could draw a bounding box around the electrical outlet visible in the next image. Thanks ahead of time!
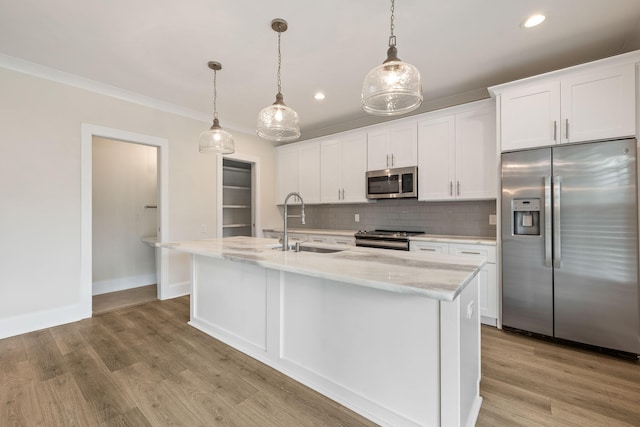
[489,214,497,225]
[200,223,207,234]
[354,213,360,222]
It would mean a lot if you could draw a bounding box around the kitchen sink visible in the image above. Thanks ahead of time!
[297,246,344,254]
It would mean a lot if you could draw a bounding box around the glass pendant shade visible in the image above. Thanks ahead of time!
[199,118,235,154]
[200,61,234,154]
[362,47,423,116]
[257,93,300,142]
[257,18,301,142]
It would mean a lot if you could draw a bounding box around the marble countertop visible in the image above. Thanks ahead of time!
[163,236,485,302]
[264,228,496,245]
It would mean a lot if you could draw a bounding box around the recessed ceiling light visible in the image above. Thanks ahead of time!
[314,92,326,100]
[522,14,546,28]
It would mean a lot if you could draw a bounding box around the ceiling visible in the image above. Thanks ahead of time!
[1,0,640,142]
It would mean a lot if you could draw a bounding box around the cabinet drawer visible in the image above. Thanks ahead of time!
[308,235,331,244]
[410,241,449,254]
[287,233,308,243]
[331,237,355,246]
[449,244,496,263]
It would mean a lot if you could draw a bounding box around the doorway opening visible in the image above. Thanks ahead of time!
[92,137,158,313]
[80,124,169,318]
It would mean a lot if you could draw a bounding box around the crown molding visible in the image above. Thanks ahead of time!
[0,53,255,135]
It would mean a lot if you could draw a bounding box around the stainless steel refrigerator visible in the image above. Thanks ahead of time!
[501,138,640,355]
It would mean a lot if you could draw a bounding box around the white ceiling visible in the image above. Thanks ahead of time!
[1,0,640,141]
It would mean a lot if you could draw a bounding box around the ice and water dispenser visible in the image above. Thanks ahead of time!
[512,199,541,236]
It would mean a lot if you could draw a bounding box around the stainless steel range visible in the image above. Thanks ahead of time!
[354,229,424,251]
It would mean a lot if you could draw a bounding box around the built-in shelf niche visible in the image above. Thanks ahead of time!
[222,159,253,237]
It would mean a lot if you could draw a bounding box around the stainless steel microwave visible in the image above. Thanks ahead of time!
[366,166,418,199]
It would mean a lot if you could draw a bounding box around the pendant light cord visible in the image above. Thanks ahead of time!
[277,30,282,94]
[213,68,218,120]
[388,0,396,48]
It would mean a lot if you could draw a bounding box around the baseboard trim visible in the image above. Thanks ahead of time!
[0,303,88,340]
[92,273,157,295]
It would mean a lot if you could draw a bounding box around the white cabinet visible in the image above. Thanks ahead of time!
[367,119,418,170]
[410,240,498,326]
[308,234,356,246]
[561,65,636,143]
[320,131,367,203]
[276,140,321,204]
[497,63,637,151]
[418,100,496,201]
[264,230,355,246]
[276,144,298,203]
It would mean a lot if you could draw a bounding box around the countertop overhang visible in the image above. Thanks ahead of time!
[163,236,485,302]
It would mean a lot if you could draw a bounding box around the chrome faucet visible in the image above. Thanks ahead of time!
[283,192,305,251]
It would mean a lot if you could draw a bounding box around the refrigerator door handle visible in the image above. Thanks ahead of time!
[544,176,552,267]
[553,175,562,268]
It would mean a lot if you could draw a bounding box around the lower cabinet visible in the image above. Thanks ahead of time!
[411,240,498,326]
[263,231,355,246]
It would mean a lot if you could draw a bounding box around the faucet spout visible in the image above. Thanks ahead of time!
[283,192,305,251]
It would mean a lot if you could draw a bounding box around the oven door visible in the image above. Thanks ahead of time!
[355,237,410,251]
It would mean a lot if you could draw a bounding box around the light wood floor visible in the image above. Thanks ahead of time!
[1,296,638,426]
[92,284,157,315]
[478,325,640,426]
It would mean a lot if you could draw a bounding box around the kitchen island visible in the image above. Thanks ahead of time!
[165,236,484,427]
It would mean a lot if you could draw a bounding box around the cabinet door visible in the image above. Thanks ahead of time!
[482,263,497,321]
[561,64,636,143]
[418,115,455,200]
[455,107,497,200]
[276,145,298,203]
[340,132,367,203]
[320,138,342,203]
[297,141,321,204]
[501,81,561,151]
[389,121,418,168]
[367,128,391,170]
[449,243,497,324]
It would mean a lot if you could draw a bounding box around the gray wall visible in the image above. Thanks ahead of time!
[287,199,496,237]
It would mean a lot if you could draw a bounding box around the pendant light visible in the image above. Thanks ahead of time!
[199,61,235,154]
[361,0,423,116]
[257,18,301,142]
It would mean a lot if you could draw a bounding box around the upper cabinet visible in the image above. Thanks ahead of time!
[418,100,497,201]
[320,131,367,203]
[275,140,321,204]
[367,119,418,170]
[491,52,640,152]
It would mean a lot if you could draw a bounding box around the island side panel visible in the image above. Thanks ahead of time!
[278,271,441,427]
[440,274,482,427]
[189,255,268,353]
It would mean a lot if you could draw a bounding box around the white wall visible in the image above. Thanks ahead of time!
[92,137,157,295]
[0,64,281,339]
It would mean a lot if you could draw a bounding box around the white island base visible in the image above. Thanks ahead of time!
[188,253,481,427]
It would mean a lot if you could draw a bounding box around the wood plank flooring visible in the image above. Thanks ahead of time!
[92,284,157,315]
[477,325,640,426]
[1,295,639,426]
